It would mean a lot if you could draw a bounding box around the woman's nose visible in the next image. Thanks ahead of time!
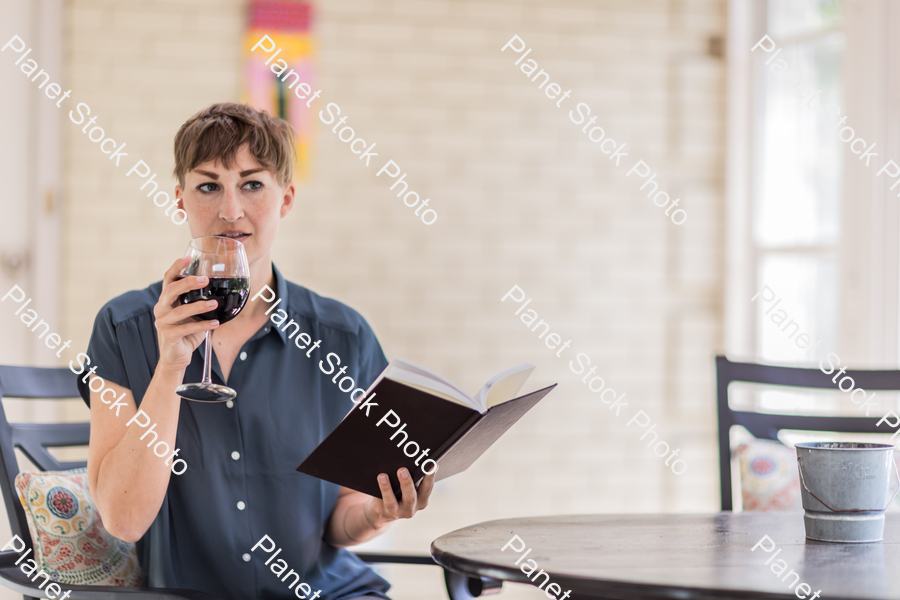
[219,188,243,222]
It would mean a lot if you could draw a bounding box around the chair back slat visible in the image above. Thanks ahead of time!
[0,366,88,548]
[716,356,900,511]
[722,359,900,390]
[0,367,81,399]
[13,424,91,472]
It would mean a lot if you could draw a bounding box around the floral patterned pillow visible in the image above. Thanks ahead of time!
[734,439,802,511]
[14,468,143,586]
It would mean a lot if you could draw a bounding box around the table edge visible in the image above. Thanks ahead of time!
[428,514,852,600]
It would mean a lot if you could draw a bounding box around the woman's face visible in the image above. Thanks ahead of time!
[176,144,295,267]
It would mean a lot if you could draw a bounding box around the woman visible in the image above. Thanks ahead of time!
[79,102,433,599]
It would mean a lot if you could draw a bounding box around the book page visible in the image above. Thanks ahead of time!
[379,358,535,413]
[476,363,535,411]
[384,359,478,410]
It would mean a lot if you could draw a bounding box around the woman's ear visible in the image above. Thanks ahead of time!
[280,182,296,218]
[175,184,184,211]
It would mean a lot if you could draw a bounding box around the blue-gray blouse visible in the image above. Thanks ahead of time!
[78,264,391,600]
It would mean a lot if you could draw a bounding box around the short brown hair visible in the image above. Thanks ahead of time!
[173,102,296,187]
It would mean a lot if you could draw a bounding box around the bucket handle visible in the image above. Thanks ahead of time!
[797,455,900,513]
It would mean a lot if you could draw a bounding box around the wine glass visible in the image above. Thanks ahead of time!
[174,236,250,402]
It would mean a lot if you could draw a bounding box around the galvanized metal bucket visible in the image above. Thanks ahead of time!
[796,442,899,543]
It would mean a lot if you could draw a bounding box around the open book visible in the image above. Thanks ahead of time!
[297,358,556,497]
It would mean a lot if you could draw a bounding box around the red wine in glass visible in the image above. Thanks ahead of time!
[174,237,250,402]
[178,278,250,324]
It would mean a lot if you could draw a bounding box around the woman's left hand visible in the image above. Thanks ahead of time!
[366,468,435,527]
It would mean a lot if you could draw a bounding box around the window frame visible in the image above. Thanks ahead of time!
[726,0,900,367]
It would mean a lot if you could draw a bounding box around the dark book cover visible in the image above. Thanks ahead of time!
[297,378,557,497]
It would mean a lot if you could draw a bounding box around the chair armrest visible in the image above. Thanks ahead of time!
[0,552,19,569]
[353,552,503,599]
[354,551,436,565]
[0,567,225,600]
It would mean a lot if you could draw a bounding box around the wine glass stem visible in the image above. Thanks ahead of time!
[202,329,214,384]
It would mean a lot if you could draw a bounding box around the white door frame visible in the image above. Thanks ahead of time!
[0,0,62,368]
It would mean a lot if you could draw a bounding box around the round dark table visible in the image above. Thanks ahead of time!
[430,512,900,600]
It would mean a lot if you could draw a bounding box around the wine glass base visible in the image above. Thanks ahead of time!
[175,382,236,403]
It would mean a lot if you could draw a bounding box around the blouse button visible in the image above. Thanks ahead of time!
[226,400,234,409]
[242,553,251,562]
[237,501,246,510]
[240,351,247,361]
[231,451,241,461]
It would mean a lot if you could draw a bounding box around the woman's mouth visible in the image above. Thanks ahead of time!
[219,232,250,243]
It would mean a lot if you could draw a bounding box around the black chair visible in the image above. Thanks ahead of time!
[715,355,900,511]
[0,365,501,600]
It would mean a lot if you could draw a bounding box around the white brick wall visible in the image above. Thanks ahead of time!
[58,1,727,598]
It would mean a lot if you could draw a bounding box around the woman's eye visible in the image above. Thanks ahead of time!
[243,181,263,191]
[198,183,219,193]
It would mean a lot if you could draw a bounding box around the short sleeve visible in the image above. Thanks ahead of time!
[76,304,131,408]
[356,319,389,391]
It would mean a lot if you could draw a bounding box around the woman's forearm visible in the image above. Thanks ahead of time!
[325,497,390,548]
[325,472,435,547]
[93,367,185,542]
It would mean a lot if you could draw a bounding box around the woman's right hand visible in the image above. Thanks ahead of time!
[153,257,220,372]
